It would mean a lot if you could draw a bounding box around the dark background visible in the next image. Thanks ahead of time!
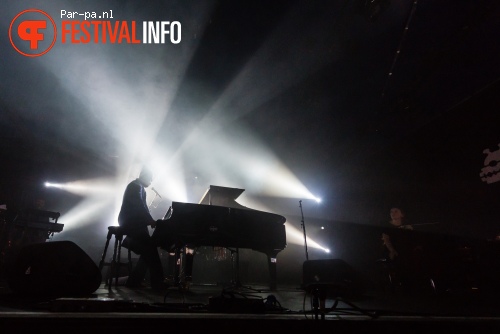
[1,0,500,285]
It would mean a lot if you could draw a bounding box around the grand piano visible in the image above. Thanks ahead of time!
[151,185,287,290]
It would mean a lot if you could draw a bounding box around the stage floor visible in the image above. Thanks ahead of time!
[1,278,500,333]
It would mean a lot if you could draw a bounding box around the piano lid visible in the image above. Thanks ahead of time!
[198,185,248,209]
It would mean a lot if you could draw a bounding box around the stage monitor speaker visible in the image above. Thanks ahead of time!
[6,241,102,297]
[302,259,363,298]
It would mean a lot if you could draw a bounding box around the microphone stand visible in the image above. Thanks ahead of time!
[148,193,158,209]
[149,187,162,208]
[299,200,309,261]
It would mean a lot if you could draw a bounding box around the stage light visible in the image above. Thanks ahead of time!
[148,151,188,203]
[285,222,332,253]
[51,196,115,233]
[45,182,63,188]
[44,178,117,196]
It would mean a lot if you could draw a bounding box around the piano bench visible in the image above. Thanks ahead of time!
[98,226,133,290]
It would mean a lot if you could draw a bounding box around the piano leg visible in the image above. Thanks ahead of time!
[184,252,194,282]
[267,252,279,291]
[163,250,177,284]
[230,248,241,287]
[178,249,194,286]
[170,247,194,290]
[172,248,181,286]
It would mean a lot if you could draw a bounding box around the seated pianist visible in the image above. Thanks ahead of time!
[118,167,169,291]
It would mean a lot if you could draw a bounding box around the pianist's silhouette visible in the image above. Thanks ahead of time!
[118,167,168,290]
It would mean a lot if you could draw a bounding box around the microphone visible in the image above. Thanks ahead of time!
[151,187,162,198]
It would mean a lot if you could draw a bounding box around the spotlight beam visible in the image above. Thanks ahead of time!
[285,222,331,253]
